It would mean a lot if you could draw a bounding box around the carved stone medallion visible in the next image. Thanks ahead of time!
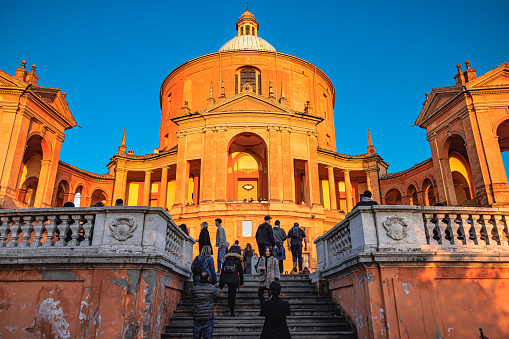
[382,216,408,240]
[110,217,137,241]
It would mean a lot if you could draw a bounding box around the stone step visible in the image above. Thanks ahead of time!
[166,322,353,333]
[182,291,319,300]
[176,301,337,310]
[173,308,342,317]
[162,331,357,339]
[168,315,348,325]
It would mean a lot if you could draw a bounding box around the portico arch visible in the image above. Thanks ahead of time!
[497,119,509,184]
[16,135,48,206]
[227,132,268,201]
[406,184,419,205]
[442,134,475,205]
[90,189,108,206]
[384,188,403,205]
[54,179,71,207]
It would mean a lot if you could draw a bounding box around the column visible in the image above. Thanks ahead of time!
[281,127,294,203]
[159,166,168,209]
[365,171,372,192]
[174,132,189,207]
[33,159,51,208]
[112,168,128,203]
[201,127,215,203]
[143,170,152,207]
[344,170,353,212]
[308,132,321,206]
[215,126,228,202]
[440,158,457,206]
[327,166,337,211]
[268,126,282,202]
[41,135,64,207]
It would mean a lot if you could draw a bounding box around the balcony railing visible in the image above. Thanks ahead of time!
[315,205,509,275]
[0,206,195,275]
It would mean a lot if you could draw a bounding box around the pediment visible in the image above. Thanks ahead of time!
[205,92,294,114]
[469,69,509,88]
[0,70,26,88]
[415,87,461,127]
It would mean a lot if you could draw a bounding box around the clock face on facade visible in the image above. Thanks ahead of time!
[242,183,255,191]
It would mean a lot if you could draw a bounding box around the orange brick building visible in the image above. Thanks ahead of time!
[1,10,508,268]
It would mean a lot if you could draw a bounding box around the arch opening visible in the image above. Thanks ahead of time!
[16,135,45,206]
[74,186,83,207]
[54,180,70,207]
[385,188,403,205]
[227,133,268,202]
[445,135,475,205]
[497,119,509,184]
[406,184,418,205]
[422,178,436,206]
[90,189,107,206]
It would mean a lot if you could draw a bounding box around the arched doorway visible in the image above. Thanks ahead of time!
[385,188,403,205]
[227,133,268,202]
[54,180,70,207]
[444,135,475,205]
[90,189,107,206]
[406,184,418,205]
[16,135,47,206]
[497,119,509,184]
[422,178,436,206]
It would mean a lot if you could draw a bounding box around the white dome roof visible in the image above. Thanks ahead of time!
[219,35,276,52]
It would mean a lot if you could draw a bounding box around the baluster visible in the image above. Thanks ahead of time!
[20,217,33,247]
[44,216,57,247]
[33,216,46,247]
[82,215,94,246]
[7,217,22,248]
[67,215,81,246]
[0,216,10,247]
[489,215,502,245]
[480,215,491,245]
[441,214,454,245]
[435,213,449,245]
[500,216,509,246]
[472,214,487,246]
[453,214,466,244]
[55,215,69,246]
[423,213,437,244]
[459,214,474,245]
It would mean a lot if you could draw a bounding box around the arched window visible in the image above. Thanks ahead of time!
[240,68,256,92]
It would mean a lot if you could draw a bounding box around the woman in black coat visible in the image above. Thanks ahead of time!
[197,222,213,255]
[243,243,254,274]
[219,245,244,316]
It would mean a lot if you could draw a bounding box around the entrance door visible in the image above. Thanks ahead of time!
[237,179,258,201]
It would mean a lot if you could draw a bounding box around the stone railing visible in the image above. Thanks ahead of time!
[0,206,195,275]
[315,205,509,275]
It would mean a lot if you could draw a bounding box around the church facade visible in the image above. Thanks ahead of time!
[1,10,508,269]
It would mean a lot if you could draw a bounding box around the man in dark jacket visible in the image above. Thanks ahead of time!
[286,223,307,273]
[260,281,291,339]
[355,190,379,207]
[192,271,220,339]
[256,216,275,258]
[219,245,244,316]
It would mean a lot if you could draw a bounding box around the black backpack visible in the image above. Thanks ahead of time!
[192,256,206,274]
[289,227,302,241]
[223,257,237,273]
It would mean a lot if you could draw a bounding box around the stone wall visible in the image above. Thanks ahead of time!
[0,206,194,339]
[314,205,509,339]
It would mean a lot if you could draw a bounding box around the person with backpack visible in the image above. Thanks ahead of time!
[272,220,287,274]
[258,246,280,305]
[286,223,307,274]
[255,216,275,269]
[218,244,244,317]
[192,245,217,286]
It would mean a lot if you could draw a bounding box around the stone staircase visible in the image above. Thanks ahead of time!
[162,274,357,338]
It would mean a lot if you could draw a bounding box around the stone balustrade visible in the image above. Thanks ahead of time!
[315,205,509,275]
[0,206,195,275]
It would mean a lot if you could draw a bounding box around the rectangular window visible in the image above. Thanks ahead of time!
[235,74,238,94]
[258,74,261,94]
[242,220,252,237]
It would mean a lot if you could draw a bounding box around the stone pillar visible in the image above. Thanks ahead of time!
[268,126,282,203]
[308,132,321,206]
[344,170,353,212]
[440,158,457,206]
[143,170,152,207]
[423,190,430,206]
[160,166,168,209]
[33,159,51,208]
[201,127,215,204]
[281,127,294,203]
[174,132,189,207]
[113,168,128,203]
[215,126,228,202]
[327,166,337,211]
[365,171,372,192]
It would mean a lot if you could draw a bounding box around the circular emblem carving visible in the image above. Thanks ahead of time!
[242,184,255,191]
[110,217,137,241]
[382,216,409,240]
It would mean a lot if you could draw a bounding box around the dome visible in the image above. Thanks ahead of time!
[219,35,276,52]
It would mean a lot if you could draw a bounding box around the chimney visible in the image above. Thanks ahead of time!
[14,60,27,81]
[454,64,466,85]
[464,60,477,82]
[25,64,39,86]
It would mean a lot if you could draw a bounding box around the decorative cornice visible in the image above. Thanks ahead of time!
[176,131,187,138]
[267,125,280,132]
[215,125,228,132]
[280,126,292,133]
[203,127,215,133]
[307,131,318,138]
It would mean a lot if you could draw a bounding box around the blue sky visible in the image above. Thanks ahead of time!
[1,0,508,176]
